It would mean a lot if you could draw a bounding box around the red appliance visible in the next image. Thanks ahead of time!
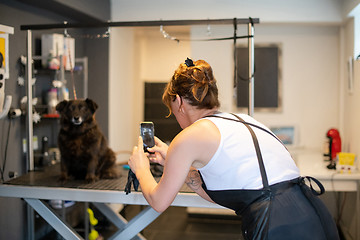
[325,128,341,169]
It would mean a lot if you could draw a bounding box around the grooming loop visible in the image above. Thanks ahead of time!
[62,24,77,100]
[67,44,77,100]
[159,25,179,43]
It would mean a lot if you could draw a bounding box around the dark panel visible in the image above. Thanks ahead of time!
[144,82,181,143]
[144,82,166,99]
[144,102,170,119]
[236,46,279,109]
[152,120,181,143]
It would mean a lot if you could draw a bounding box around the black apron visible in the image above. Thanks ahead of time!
[199,114,340,240]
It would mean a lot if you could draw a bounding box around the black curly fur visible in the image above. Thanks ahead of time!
[56,98,120,183]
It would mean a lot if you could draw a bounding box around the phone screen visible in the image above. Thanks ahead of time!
[140,122,155,152]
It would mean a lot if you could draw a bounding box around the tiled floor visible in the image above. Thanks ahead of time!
[116,205,244,240]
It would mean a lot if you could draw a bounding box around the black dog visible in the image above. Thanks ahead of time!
[56,98,120,183]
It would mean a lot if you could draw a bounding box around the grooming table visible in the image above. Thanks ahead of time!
[2,151,360,239]
[0,164,221,240]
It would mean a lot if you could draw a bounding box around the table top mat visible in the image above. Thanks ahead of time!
[4,163,193,193]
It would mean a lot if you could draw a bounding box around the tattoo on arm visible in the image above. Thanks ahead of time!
[185,170,202,191]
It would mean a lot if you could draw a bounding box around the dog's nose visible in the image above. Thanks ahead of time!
[72,116,82,125]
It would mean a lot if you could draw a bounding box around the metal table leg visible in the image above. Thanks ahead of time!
[25,198,83,240]
[92,202,148,240]
[92,202,128,229]
[107,205,161,240]
[27,204,35,240]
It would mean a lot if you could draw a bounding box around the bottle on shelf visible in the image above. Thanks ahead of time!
[46,88,59,117]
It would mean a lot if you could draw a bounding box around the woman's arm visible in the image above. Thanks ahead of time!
[128,120,219,212]
[185,168,214,203]
[149,137,214,203]
[129,135,194,212]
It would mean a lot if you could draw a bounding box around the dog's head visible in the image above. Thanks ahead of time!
[56,98,98,126]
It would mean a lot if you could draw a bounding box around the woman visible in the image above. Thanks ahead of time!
[128,58,339,239]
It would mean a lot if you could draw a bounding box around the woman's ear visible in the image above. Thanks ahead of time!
[175,95,184,113]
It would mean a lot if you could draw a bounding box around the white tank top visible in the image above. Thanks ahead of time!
[197,113,300,190]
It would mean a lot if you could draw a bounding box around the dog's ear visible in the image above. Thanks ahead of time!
[85,98,98,113]
[56,100,68,113]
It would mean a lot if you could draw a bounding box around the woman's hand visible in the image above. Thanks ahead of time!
[128,137,150,174]
[146,136,168,166]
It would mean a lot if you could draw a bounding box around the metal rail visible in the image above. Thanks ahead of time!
[21,18,259,30]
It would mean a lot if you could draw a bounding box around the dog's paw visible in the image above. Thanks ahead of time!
[85,173,99,183]
[58,174,68,184]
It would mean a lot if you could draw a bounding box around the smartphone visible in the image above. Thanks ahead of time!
[140,122,155,152]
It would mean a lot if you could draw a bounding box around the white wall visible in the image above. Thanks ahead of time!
[137,27,191,81]
[342,17,360,166]
[109,0,345,151]
[349,5,360,58]
[190,24,340,150]
[338,15,360,238]
[108,27,191,158]
[345,60,360,163]
[108,27,136,161]
[255,24,340,151]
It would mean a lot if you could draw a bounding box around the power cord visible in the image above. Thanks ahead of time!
[0,118,11,182]
[0,109,21,182]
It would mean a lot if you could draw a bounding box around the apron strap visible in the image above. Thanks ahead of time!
[300,176,325,196]
[230,114,269,189]
[205,113,286,148]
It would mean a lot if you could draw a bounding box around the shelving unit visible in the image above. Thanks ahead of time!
[26,55,88,169]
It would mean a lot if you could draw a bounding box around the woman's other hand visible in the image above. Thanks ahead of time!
[146,136,168,166]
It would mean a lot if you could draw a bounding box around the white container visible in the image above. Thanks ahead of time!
[41,34,64,69]
[41,34,75,70]
[47,88,58,115]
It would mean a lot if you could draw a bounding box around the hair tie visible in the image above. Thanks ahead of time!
[185,57,195,67]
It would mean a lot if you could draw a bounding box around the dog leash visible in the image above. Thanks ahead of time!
[125,170,139,194]
[67,47,77,100]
